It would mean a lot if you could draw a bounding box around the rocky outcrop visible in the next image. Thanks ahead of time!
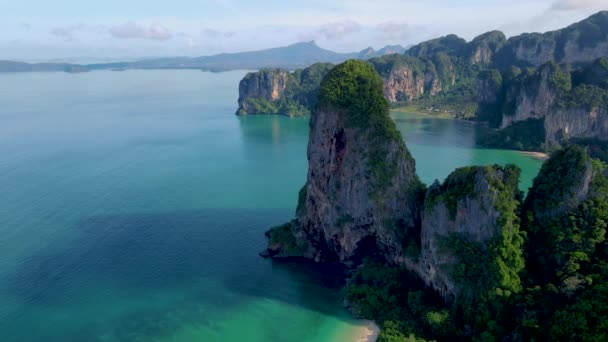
[545,107,608,145]
[492,11,608,68]
[500,63,563,128]
[467,31,507,65]
[382,64,441,102]
[416,165,523,299]
[486,60,608,149]
[236,63,334,116]
[263,60,424,266]
[237,69,292,114]
[524,146,595,219]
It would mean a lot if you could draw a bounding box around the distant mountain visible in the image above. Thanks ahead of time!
[356,45,407,59]
[0,41,406,73]
[0,60,90,73]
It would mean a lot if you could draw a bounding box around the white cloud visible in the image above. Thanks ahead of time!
[202,28,236,39]
[550,0,608,11]
[376,22,415,40]
[50,23,85,42]
[109,22,171,41]
[298,20,361,42]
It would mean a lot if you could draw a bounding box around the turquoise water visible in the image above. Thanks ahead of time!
[0,70,542,342]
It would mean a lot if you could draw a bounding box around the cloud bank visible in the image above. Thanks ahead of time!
[110,22,171,41]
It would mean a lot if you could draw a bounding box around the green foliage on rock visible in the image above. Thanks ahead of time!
[344,259,455,340]
[425,166,478,219]
[477,118,546,151]
[317,60,419,193]
[514,146,608,340]
[265,220,307,256]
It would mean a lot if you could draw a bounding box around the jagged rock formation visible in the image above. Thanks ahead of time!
[522,146,608,293]
[467,31,507,65]
[263,60,424,266]
[236,63,334,116]
[262,61,524,303]
[477,59,608,149]
[499,63,563,128]
[370,55,444,102]
[495,11,608,67]
[237,69,292,114]
[417,165,524,299]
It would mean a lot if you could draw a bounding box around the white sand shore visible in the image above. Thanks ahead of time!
[520,151,549,160]
[352,320,380,342]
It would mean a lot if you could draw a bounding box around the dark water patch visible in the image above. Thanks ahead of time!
[0,208,354,341]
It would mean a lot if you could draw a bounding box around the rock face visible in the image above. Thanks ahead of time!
[500,63,562,128]
[263,61,526,304]
[416,165,523,299]
[382,65,441,102]
[237,69,292,114]
[545,107,608,145]
[488,60,608,148]
[524,146,595,220]
[467,31,507,65]
[494,11,608,67]
[264,60,423,266]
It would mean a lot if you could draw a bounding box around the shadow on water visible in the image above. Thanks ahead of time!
[1,208,353,341]
[392,115,487,149]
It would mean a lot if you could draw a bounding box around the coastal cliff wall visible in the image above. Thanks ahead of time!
[263,60,524,303]
[264,60,424,266]
[417,165,523,299]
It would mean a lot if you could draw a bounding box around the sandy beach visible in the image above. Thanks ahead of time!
[352,320,380,342]
[520,151,549,160]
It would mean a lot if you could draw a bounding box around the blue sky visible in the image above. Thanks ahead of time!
[3,0,608,61]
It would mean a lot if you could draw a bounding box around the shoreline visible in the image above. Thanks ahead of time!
[520,151,549,160]
[351,320,380,342]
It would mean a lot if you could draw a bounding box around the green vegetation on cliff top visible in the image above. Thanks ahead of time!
[346,147,608,341]
[317,60,419,193]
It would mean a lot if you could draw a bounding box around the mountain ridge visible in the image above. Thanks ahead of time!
[0,41,406,73]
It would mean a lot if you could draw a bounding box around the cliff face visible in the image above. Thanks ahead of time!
[263,60,423,266]
[500,63,561,128]
[236,63,334,116]
[468,31,507,65]
[494,11,608,67]
[382,64,441,102]
[522,146,607,290]
[416,166,523,299]
[485,60,608,148]
[545,107,608,145]
[237,69,292,114]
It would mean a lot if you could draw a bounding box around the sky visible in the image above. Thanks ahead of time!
[2,0,608,62]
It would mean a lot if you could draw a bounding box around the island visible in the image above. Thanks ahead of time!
[237,11,608,154]
[261,59,608,341]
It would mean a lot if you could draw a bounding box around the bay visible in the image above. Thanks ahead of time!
[0,70,542,341]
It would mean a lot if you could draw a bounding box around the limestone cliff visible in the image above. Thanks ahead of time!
[494,11,608,67]
[416,165,524,299]
[236,63,334,116]
[237,69,292,114]
[378,62,442,102]
[500,63,563,128]
[467,31,507,65]
[522,146,607,291]
[483,60,608,149]
[263,60,424,266]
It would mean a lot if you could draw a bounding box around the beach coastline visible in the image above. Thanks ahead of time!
[351,320,380,342]
[520,151,549,160]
